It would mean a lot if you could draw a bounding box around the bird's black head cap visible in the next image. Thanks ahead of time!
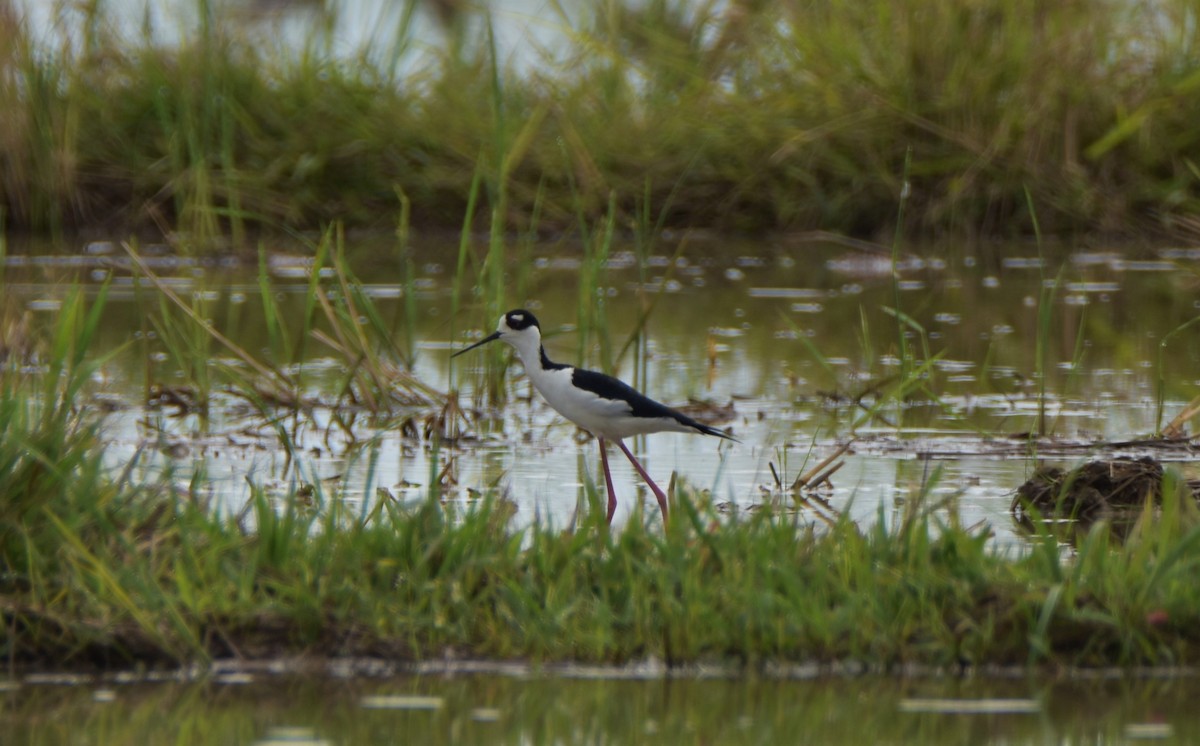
[505,309,540,331]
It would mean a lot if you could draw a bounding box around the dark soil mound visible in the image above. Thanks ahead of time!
[1011,457,1200,521]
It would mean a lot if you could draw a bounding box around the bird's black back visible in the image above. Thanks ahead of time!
[569,367,736,440]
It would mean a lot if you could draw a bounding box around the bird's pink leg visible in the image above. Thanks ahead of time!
[597,437,618,524]
[614,438,669,523]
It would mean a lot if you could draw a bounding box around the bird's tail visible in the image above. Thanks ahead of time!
[695,423,739,442]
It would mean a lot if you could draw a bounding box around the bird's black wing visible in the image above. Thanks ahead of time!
[569,368,737,440]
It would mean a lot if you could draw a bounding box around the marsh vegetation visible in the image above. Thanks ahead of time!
[2,0,1200,693]
[3,0,1200,240]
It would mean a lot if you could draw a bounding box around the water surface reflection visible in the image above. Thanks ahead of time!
[5,667,1199,744]
[4,237,1199,548]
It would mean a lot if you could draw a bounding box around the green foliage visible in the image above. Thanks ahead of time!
[1,0,1199,238]
[0,286,108,570]
[3,289,1200,669]
[8,370,1200,671]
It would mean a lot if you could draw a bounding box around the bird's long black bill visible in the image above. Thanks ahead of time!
[451,330,501,358]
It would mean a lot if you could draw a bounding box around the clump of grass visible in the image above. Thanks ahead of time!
[128,228,443,408]
[121,226,463,495]
[1157,314,1200,437]
[0,283,110,531]
[0,282,201,660]
[11,458,1200,671]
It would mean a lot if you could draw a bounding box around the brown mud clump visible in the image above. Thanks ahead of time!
[1012,456,1200,522]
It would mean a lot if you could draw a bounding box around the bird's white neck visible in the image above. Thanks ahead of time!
[507,330,552,373]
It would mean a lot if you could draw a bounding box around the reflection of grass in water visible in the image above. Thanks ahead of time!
[5,670,1189,743]
[780,203,1101,438]
[125,230,459,486]
[133,230,444,410]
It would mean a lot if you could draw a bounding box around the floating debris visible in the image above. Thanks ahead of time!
[898,698,1040,714]
[746,287,826,299]
[23,673,91,685]
[1124,722,1173,739]
[361,695,444,710]
[470,707,502,722]
[254,726,332,746]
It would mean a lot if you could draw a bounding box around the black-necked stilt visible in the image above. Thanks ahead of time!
[453,309,736,524]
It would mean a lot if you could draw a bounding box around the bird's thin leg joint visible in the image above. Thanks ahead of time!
[598,437,618,524]
[614,438,669,522]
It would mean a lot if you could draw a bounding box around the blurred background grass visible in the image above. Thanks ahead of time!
[0,0,1198,245]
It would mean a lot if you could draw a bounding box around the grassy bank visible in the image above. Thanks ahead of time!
[7,369,1200,670]
[2,0,1200,243]
[4,277,1200,671]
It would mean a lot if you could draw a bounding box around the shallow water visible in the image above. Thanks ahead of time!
[5,665,1200,744]
[4,236,1200,547]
